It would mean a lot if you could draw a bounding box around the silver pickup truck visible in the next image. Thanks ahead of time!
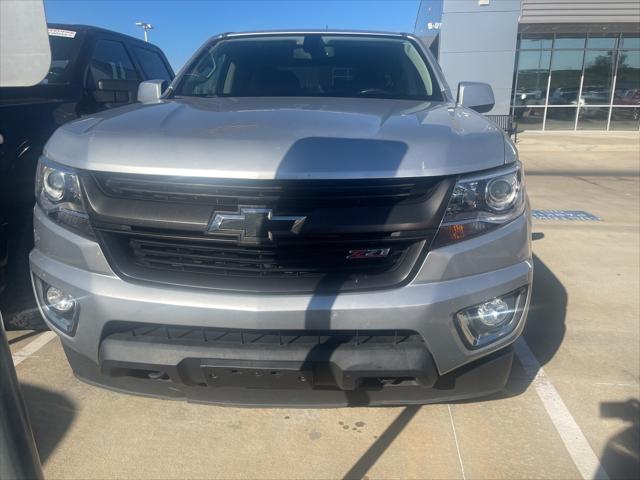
[30,31,532,406]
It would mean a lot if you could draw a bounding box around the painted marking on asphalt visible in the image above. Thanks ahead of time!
[447,405,467,480]
[532,210,601,221]
[515,338,609,480]
[12,331,57,367]
[594,382,638,388]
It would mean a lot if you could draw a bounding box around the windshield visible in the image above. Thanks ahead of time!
[175,34,442,101]
[42,34,81,85]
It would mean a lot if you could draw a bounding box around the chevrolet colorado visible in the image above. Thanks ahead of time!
[30,31,531,406]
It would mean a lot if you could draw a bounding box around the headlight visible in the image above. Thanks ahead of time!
[433,161,525,247]
[35,157,94,237]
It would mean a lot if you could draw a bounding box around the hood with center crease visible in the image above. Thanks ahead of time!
[44,96,510,179]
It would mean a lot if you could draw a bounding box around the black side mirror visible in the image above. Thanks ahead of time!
[93,79,140,104]
[456,82,495,113]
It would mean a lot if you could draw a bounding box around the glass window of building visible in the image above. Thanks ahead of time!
[520,34,552,50]
[621,35,640,50]
[511,30,639,131]
[582,50,616,105]
[615,49,640,101]
[513,50,551,106]
[578,49,616,130]
[610,107,640,130]
[586,35,618,50]
[613,49,640,130]
[554,35,586,49]
[548,50,584,105]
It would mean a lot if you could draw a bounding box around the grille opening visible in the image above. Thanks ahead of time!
[97,229,427,293]
[102,322,423,348]
[127,236,409,279]
[84,174,451,293]
[377,377,419,386]
[109,367,170,381]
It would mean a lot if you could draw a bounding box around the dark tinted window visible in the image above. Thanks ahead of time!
[44,34,81,84]
[134,47,172,81]
[88,39,138,87]
[176,35,441,101]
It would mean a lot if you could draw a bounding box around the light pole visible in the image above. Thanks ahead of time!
[135,21,153,42]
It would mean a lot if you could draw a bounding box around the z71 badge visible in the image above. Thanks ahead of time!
[346,248,391,259]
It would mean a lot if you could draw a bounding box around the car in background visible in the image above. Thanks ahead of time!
[0,23,174,326]
[616,88,640,120]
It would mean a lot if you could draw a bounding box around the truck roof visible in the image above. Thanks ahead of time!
[222,29,409,37]
[47,22,161,48]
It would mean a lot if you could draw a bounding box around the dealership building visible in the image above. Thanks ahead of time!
[415,0,640,131]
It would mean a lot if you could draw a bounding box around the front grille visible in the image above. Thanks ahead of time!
[129,236,410,279]
[83,173,453,293]
[94,173,436,208]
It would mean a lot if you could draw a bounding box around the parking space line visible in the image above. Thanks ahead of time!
[12,331,57,367]
[515,338,609,480]
[447,404,466,480]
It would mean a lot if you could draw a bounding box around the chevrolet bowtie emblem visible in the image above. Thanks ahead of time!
[207,207,306,244]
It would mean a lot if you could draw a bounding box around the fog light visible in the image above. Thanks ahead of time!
[33,277,80,336]
[455,287,528,349]
[45,286,76,313]
[476,298,510,327]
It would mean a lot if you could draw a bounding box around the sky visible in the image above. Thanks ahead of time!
[44,0,422,71]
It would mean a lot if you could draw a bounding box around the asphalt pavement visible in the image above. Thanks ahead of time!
[6,131,640,480]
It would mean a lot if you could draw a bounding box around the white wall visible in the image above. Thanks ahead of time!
[438,0,521,115]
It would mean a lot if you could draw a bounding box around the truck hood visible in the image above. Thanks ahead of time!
[44,97,510,179]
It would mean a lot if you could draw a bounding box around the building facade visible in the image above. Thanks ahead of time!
[415,0,640,131]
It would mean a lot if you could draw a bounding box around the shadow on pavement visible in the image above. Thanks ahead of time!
[599,398,640,480]
[342,405,421,480]
[502,253,567,396]
[521,253,567,367]
[0,205,45,331]
[20,384,76,464]
[453,252,568,402]
[8,330,41,345]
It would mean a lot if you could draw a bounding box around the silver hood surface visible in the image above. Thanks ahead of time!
[44,97,511,179]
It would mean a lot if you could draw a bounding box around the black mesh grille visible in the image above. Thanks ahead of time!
[129,236,410,279]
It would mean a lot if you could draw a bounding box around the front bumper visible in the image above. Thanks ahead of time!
[30,207,532,406]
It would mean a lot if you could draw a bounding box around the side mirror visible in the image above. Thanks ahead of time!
[457,82,495,113]
[138,79,168,104]
[94,78,138,104]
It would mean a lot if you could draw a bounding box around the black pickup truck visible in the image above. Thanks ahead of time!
[0,24,174,327]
